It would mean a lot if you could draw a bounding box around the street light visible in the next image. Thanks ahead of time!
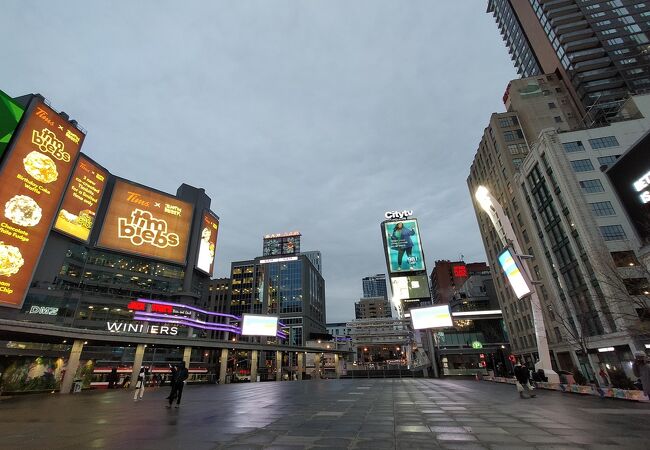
[475,185,559,383]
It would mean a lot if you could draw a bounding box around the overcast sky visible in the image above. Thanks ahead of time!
[2,1,517,322]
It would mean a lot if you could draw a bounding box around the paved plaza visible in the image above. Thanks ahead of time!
[0,378,648,449]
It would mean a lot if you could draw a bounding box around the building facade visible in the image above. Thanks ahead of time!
[354,296,393,319]
[430,260,490,305]
[362,274,388,299]
[488,0,650,120]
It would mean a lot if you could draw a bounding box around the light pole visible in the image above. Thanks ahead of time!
[475,186,559,383]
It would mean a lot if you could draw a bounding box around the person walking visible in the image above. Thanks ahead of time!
[633,352,650,399]
[166,364,178,400]
[133,367,147,401]
[167,362,189,408]
[514,361,536,399]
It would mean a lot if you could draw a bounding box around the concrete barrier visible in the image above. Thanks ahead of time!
[482,376,649,402]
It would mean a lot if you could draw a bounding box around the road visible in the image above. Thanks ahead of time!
[0,378,648,449]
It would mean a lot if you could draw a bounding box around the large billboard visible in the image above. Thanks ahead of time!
[497,248,532,299]
[53,154,108,242]
[391,275,430,301]
[383,219,425,273]
[196,210,219,275]
[263,231,300,256]
[606,132,650,245]
[96,179,193,265]
[0,99,84,308]
[410,305,453,329]
[0,90,25,159]
[241,314,279,336]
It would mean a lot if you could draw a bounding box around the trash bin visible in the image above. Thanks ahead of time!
[72,380,83,393]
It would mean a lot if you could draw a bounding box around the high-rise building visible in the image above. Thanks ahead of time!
[488,0,650,119]
[302,251,322,274]
[430,261,489,305]
[468,90,650,378]
[362,274,388,299]
[205,278,231,340]
[354,297,393,319]
[229,250,326,347]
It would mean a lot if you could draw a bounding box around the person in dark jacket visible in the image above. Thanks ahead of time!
[108,367,118,389]
[166,365,178,400]
[167,362,189,408]
[514,361,536,399]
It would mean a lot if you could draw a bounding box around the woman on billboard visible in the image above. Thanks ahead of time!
[390,222,416,270]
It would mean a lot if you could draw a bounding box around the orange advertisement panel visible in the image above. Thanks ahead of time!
[97,179,193,264]
[53,154,108,242]
[0,99,84,308]
[196,210,219,274]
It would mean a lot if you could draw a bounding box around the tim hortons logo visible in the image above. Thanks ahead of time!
[118,209,180,248]
[31,127,71,162]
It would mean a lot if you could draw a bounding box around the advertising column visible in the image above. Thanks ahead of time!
[0,98,84,308]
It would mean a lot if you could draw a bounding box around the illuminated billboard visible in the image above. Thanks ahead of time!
[391,275,430,300]
[0,99,84,308]
[97,179,193,264]
[0,90,25,159]
[263,231,301,256]
[383,219,425,273]
[53,154,108,242]
[410,305,453,329]
[497,248,532,299]
[241,314,279,336]
[196,210,219,275]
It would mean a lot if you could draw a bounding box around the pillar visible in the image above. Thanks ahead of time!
[129,344,146,390]
[183,346,192,367]
[275,351,282,381]
[297,352,304,380]
[313,353,321,380]
[334,353,341,379]
[219,348,228,384]
[250,350,259,382]
[60,340,84,394]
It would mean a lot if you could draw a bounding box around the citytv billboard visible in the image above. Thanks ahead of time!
[0,98,84,308]
[383,219,425,273]
[97,179,194,265]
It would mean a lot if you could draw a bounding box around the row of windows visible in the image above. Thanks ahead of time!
[570,155,620,172]
[562,136,619,153]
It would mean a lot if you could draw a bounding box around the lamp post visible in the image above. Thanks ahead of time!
[475,186,559,383]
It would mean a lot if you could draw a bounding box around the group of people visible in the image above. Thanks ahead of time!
[130,361,189,407]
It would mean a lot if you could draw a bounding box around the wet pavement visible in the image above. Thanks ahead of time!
[0,378,648,449]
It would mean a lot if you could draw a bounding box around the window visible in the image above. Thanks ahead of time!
[580,179,604,193]
[607,37,625,45]
[631,33,650,44]
[597,155,619,166]
[548,102,556,109]
[554,116,563,123]
[590,201,616,216]
[570,159,595,172]
[624,24,642,33]
[589,136,619,149]
[601,28,617,35]
[620,57,638,64]
[563,141,585,153]
[513,158,523,169]
[498,116,518,128]
[503,129,524,141]
[600,225,627,241]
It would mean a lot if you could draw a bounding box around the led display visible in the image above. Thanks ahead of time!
[391,275,430,300]
[497,248,532,299]
[53,154,108,242]
[410,305,453,329]
[241,314,279,336]
[196,210,219,275]
[97,179,193,264]
[383,219,425,273]
[0,99,83,308]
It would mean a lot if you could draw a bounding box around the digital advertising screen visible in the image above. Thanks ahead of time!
[241,314,279,336]
[0,89,25,160]
[263,232,301,256]
[410,305,453,330]
[497,248,532,299]
[0,99,84,308]
[53,154,108,242]
[196,210,219,275]
[383,219,425,273]
[391,275,430,300]
[96,179,193,265]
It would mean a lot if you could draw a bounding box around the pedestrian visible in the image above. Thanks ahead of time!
[108,367,118,389]
[133,367,147,401]
[598,366,610,387]
[167,362,189,408]
[633,352,650,399]
[166,364,178,400]
[514,361,536,399]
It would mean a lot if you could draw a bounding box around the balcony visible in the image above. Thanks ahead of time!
[576,66,617,82]
[551,11,584,27]
[564,36,600,53]
[546,4,580,20]
[581,78,625,93]
[542,0,573,10]
[555,20,589,35]
[568,47,605,63]
[573,56,612,73]
[559,28,594,45]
